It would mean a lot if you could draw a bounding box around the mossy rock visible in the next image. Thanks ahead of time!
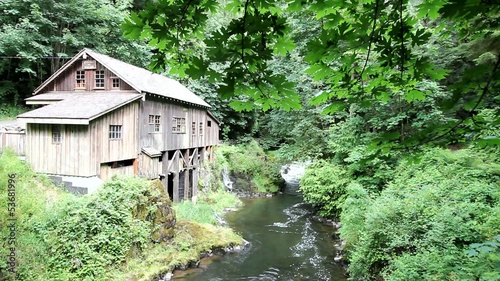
[132,180,176,243]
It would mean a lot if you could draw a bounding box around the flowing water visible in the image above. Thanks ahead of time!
[177,164,346,281]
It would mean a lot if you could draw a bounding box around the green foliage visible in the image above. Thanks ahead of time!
[45,176,158,279]
[299,160,353,217]
[0,104,28,120]
[174,190,241,224]
[218,141,283,193]
[0,149,73,280]
[340,147,500,280]
[123,0,500,148]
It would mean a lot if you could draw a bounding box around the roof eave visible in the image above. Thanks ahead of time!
[145,92,211,109]
[17,117,89,125]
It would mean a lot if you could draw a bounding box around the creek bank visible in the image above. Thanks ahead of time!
[158,239,251,281]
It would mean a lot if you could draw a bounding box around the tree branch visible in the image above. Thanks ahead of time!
[240,0,267,98]
[357,0,379,91]
[399,0,405,82]
[412,54,500,147]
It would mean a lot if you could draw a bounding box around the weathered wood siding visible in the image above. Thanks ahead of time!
[139,97,213,151]
[46,58,133,92]
[205,115,220,146]
[138,153,162,179]
[25,124,92,176]
[0,132,26,156]
[89,101,139,174]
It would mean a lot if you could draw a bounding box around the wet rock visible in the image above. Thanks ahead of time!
[158,272,173,281]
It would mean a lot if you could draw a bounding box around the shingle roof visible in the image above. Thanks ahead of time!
[33,48,210,108]
[25,93,72,101]
[18,92,141,124]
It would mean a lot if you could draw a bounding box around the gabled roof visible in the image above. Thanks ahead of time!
[18,92,142,125]
[33,48,210,108]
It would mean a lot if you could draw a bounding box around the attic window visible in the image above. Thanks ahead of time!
[112,77,120,89]
[172,117,186,134]
[109,125,122,140]
[95,70,105,88]
[149,115,161,133]
[52,125,62,143]
[76,70,85,89]
[199,122,203,136]
[207,120,212,127]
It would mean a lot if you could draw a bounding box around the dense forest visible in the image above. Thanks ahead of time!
[1,0,499,280]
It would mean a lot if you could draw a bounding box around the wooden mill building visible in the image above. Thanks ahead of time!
[17,48,220,201]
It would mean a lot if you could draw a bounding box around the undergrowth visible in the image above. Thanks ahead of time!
[218,141,283,193]
[0,149,244,281]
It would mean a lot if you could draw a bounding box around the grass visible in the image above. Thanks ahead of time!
[173,190,241,224]
[0,149,74,280]
[110,221,243,281]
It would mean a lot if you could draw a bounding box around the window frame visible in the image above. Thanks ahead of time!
[52,124,62,144]
[76,70,86,89]
[95,70,105,88]
[192,122,196,136]
[172,117,186,134]
[111,77,120,89]
[199,122,203,136]
[109,125,122,140]
[148,114,161,133]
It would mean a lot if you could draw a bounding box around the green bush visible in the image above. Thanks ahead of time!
[219,141,283,193]
[45,176,159,279]
[0,104,28,120]
[340,147,500,280]
[299,160,353,217]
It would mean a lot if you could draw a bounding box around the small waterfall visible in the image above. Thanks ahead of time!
[280,161,310,190]
[222,166,234,191]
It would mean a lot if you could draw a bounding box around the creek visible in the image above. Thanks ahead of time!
[176,163,347,281]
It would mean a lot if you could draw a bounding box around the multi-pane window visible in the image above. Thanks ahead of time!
[172,117,186,134]
[52,125,62,143]
[199,122,203,136]
[109,125,122,139]
[192,122,196,136]
[76,70,85,88]
[95,70,105,88]
[148,115,161,132]
[112,77,120,89]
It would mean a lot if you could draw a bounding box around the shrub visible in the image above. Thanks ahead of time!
[218,141,283,193]
[299,160,353,217]
[341,148,500,280]
[45,176,165,279]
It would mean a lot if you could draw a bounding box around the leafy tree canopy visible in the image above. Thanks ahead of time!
[122,0,499,147]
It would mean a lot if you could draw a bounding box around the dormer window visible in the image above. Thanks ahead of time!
[76,70,85,89]
[112,77,120,89]
[95,70,105,88]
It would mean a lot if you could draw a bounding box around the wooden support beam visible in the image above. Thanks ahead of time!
[184,149,190,199]
[133,158,138,175]
[192,148,200,200]
[173,149,179,202]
